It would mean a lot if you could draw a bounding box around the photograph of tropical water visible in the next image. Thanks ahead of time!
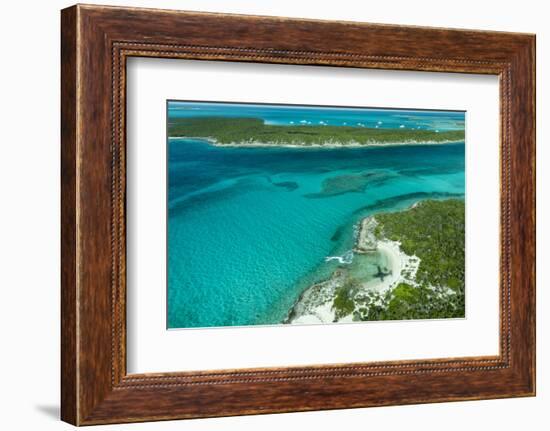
[167,101,465,329]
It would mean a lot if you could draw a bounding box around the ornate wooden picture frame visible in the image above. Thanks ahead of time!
[61,4,535,425]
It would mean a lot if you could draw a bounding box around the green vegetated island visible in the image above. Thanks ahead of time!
[168,117,465,147]
[288,199,465,324]
[170,116,465,323]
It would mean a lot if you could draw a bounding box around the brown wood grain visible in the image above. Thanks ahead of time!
[60,5,78,425]
[61,4,536,425]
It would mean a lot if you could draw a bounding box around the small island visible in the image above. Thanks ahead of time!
[287,199,465,324]
[168,117,465,148]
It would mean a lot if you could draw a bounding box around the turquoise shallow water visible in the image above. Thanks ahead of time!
[168,101,465,131]
[167,138,465,329]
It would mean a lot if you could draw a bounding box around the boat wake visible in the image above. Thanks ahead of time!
[325,250,354,265]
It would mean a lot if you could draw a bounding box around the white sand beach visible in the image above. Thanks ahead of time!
[364,239,420,293]
[168,136,463,149]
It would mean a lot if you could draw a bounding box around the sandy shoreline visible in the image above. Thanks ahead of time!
[168,136,464,149]
[288,213,420,325]
[365,239,419,293]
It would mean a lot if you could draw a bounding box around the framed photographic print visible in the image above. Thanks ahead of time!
[164,100,466,330]
[61,4,536,425]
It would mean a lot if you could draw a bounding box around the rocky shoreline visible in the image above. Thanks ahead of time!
[284,269,347,324]
[354,217,378,253]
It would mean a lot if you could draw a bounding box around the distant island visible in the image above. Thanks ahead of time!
[287,199,465,324]
[168,117,465,148]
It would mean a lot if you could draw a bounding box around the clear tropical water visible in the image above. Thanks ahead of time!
[168,101,465,131]
[167,102,465,329]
